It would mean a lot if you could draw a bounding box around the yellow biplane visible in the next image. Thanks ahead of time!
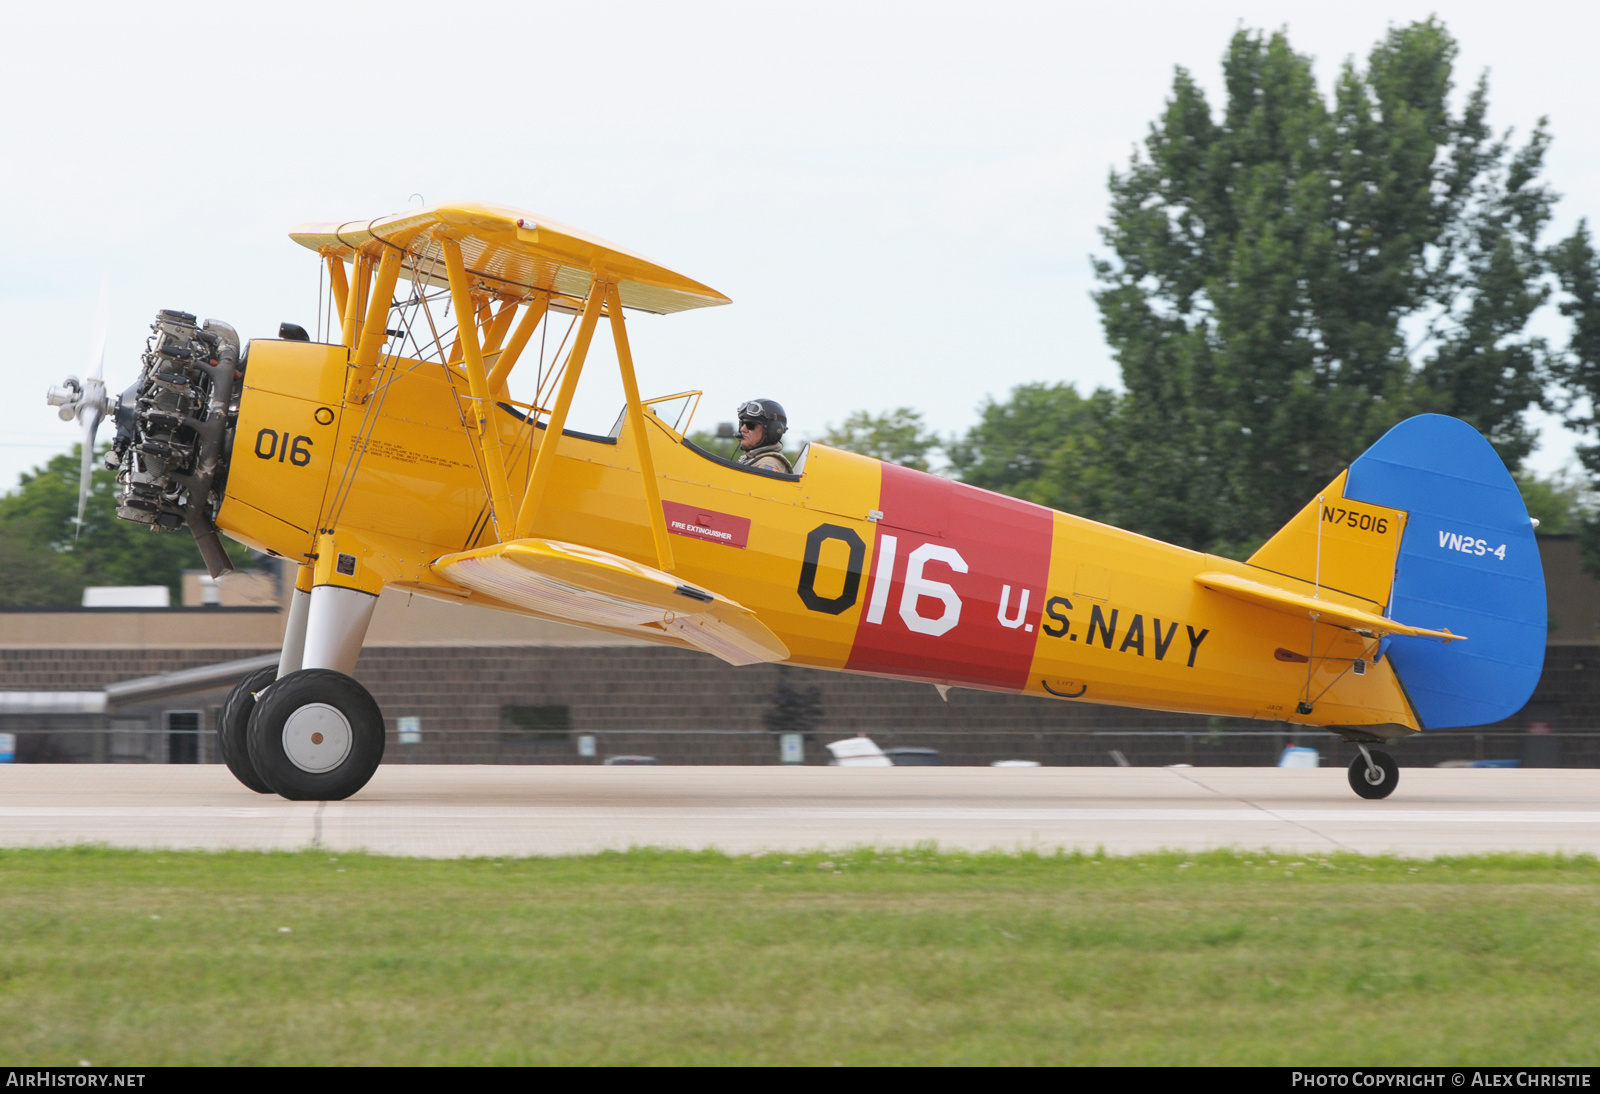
[47,202,1546,801]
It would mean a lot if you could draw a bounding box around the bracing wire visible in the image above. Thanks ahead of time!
[534,311,581,413]
[319,234,578,544]
[536,297,549,394]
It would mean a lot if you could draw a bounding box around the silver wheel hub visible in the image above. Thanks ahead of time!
[282,702,353,774]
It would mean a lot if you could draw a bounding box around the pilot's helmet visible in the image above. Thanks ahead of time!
[737,398,787,444]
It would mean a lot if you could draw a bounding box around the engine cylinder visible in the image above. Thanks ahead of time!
[107,310,241,576]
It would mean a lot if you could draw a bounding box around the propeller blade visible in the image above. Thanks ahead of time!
[74,416,98,538]
[86,277,110,382]
[52,279,114,534]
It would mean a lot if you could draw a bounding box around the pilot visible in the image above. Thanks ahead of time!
[736,398,792,473]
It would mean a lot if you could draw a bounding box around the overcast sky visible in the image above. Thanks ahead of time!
[5,0,1598,492]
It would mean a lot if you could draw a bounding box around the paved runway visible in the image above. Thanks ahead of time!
[1,765,1597,858]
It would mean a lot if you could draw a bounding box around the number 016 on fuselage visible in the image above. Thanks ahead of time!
[62,202,1546,802]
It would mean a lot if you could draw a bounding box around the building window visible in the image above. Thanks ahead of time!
[501,705,572,748]
[165,710,201,764]
[109,718,149,763]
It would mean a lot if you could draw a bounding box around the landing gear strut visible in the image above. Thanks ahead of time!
[228,571,385,800]
[1347,746,1399,800]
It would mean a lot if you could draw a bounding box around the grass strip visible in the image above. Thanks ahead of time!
[1,846,1597,1065]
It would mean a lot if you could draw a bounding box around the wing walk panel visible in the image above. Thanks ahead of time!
[434,538,788,667]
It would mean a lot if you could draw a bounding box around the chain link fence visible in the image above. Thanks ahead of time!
[379,726,1600,768]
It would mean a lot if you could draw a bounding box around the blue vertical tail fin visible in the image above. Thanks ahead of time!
[1344,415,1545,729]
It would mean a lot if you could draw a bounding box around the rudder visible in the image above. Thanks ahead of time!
[1342,415,1545,729]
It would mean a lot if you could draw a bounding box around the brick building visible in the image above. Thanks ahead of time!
[5,537,1600,768]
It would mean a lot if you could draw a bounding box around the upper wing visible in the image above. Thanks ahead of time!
[290,201,729,316]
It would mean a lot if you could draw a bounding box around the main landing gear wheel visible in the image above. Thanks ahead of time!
[1348,748,1399,800]
[246,669,385,801]
[219,666,277,794]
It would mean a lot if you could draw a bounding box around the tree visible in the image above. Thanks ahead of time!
[1101,19,1561,555]
[685,427,740,461]
[1543,222,1600,573]
[959,20,1564,558]
[762,668,824,737]
[0,524,81,608]
[1513,470,1587,536]
[945,384,1116,514]
[0,446,255,606]
[1550,221,1600,452]
[816,408,943,471]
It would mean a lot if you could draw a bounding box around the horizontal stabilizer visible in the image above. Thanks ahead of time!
[434,539,788,666]
[1195,571,1463,642]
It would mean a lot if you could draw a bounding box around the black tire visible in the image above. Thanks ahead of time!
[246,669,385,801]
[219,666,277,794]
[1348,749,1399,800]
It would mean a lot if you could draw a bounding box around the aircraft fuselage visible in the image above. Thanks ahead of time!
[217,339,1417,734]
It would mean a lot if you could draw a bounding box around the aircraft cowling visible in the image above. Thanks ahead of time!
[104,309,241,577]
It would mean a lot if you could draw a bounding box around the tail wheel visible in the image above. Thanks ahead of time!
[1348,749,1399,800]
[246,669,385,801]
[219,665,277,794]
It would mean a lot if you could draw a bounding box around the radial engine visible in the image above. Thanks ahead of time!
[102,309,242,576]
